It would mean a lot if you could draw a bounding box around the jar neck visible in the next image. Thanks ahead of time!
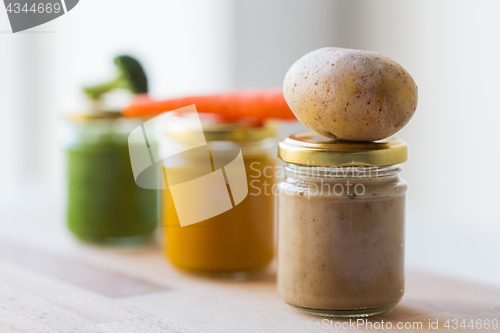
[232,137,275,156]
[285,163,402,180]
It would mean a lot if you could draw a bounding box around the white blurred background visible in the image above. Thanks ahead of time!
[1,0,499,286]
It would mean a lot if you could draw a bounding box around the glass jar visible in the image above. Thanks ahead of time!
[161,112,277,276]
[65,112,159,244]
[277,132,408,317]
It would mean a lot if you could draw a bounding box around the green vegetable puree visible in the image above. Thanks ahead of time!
[67,136,158,242]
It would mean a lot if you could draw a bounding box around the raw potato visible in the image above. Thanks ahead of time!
[283,47,418,141]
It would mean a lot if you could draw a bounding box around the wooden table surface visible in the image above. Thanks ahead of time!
[0,205,499,333]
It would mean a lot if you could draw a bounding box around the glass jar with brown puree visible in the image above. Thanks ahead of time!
[277,132,408,317]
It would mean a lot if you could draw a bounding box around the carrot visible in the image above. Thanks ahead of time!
[122,89,296,122]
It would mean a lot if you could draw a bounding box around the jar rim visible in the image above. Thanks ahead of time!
[285,163,402,179]
[278,132,408,167]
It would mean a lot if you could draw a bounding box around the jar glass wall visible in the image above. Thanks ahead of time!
[277,133,408,317]
[161,112,277,276]
[65,114,159,244]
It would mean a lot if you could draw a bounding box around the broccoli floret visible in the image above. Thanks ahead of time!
[83,55,148,101]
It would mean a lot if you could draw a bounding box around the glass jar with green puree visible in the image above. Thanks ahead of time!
[65,112,159,244]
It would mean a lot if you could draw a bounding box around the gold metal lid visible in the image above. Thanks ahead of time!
[165,112,278,142]
[66,111,123,121]
[201,121,277,142]
[278,132,408,167]
[66,110,154,122]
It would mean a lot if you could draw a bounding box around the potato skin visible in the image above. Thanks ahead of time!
[283,47,418,141]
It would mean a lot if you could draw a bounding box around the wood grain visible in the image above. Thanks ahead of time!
[0,208,498,332]
[0,242,169,298]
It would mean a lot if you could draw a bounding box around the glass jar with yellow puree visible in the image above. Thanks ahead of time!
[277,133,408,317]
[161,112,277,276]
